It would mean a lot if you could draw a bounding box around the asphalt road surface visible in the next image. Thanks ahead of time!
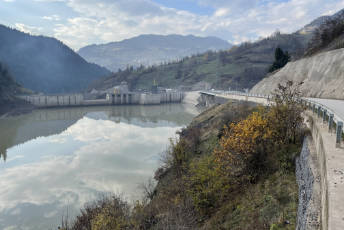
[306,98,344,122]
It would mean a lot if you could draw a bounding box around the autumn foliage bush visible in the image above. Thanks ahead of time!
[214,111,273,180]
[188,81,304,219]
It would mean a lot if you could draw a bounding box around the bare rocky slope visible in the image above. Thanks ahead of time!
[250,48,344,99]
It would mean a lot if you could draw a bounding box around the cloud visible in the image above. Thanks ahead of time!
[34,0,66,2]
[214,8,229,17]
[15,23,43,35]
[47,0,344,49]
[42,14,60,21]
[198,0,260,13]
[52,0,207,49]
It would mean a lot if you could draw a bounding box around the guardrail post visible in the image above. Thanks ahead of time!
[317,106,321,118]
[323,109,327,123]
[329,114,334,132]
[312,104,316,114]
[336,121,343,147]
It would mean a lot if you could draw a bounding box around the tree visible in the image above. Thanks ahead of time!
[268,47,290,72]
[306,18,344,55]
[268,80,304,144]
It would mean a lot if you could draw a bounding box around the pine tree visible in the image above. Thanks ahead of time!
[268,47,290,72]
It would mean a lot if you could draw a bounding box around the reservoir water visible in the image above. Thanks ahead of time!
[0,104,195,230]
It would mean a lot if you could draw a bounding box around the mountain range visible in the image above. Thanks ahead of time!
[1,8,343,97]
[0,25,111,94]
[89,8,344,92]
[89,32,306,91]
[78,34,232,72]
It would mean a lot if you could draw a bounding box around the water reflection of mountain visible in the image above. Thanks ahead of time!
[0,104,194,160]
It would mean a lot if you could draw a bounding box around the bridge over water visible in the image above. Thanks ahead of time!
[201,91,344,230]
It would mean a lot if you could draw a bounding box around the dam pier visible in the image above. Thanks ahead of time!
[20,91,184,108]
[19,82,184,108]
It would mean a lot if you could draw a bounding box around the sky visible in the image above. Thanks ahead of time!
[1,0,344,50]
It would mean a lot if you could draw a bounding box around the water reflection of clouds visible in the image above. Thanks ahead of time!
[0,116,182,229]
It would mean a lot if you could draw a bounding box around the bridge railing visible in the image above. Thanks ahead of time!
[202,91,344,146]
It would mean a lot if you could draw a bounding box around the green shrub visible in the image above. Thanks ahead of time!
[163,138,192,177]
[70,195,131,230]
[187,155,230,217]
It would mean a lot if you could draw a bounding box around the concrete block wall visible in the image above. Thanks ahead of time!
[39,96,46,107]
[63,96,70,106]
[21,94,84,107]
[20,92,184,107]
[47,96,58,107]
[160,92,184,103]
[70,95,76,105]
[82,99,109,106]
[57,96,64,106]
[131,94,141,104]
[140,94,161,105]
[109,93,140,105]
[76,94,83,105]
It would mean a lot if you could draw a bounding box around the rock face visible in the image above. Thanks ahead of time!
[250,48,344,99]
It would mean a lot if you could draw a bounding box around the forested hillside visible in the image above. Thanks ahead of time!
[0,25,111,93]
[305,9,344,55]
[78,34,232,72]
[90,32,308,91]
[0,63,32,115]
[0,63,23,104]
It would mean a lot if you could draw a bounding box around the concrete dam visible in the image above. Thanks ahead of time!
[20,91,184,108]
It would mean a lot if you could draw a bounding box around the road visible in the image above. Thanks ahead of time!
[206,91,344,123]
[306,98,344,122]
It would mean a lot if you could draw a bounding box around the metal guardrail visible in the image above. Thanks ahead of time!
[201,90,344,145]
[301,98,343,146]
